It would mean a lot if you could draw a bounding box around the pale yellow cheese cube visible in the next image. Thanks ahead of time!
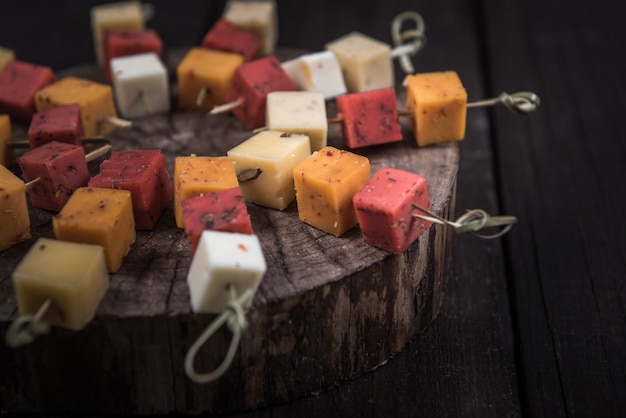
[227,130,311,210]
[173,156,239,227]
[223,0,277,55]
[266,91,327,151]
[91,1,145,66]
[293,146,370,236]
[0,164,30,251]
[0,114,12,167]
[35,77,119,137]
[0,46,15,72]
[326,32,393,93]
[12,238,109,331]
[405,71,468,146]
[53,187,135,272]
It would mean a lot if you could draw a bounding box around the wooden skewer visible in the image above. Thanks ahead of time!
[101,115,132,129]
[209,97,245,115]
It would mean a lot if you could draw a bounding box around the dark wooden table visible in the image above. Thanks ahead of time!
[1,0,624,416]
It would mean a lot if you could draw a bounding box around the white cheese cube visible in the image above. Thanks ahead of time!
[227,129,311,210]
[325,31,393,93]
[223,0,278,55]
[187,231,266,314]
[266,91,327,151]
[281,51,347,100]
[110,52,170,118]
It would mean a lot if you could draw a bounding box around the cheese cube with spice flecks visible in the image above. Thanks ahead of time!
[104,28,163,82]
[53,187,136,272]
[353,167,432,254]
[12,238,109,331]
[18,141,91,212]
[228,130,311,210]
[187,230,266,314]
[266,91,327,151]
[404,71,468,146]
[173,155,239,228]
[201,18,261,61]
[293,146,370,237]
[35,77,119,138]
[177,47,244,112]
[222,0,277,56]
[0,114,12,167]
[0,60,56,122]
[181,186,253,254]
[27,104,84,150]
[336,87,403,149]
[89,149,172,230]
[91,1,145,67]
[0,164,31,251]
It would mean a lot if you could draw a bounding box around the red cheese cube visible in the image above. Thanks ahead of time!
[336,87,402,148]
[103,28,163,82]
[18,141,90,212]
[353,167,432,254]
[27,103,84,150]
[181,186,253,254]
[225,56,297,130]
[0,60,56,121]
[201,18,261,61]
[89,150,172,230]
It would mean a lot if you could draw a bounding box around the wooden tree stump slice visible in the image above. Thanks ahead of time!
[0,48,458,415]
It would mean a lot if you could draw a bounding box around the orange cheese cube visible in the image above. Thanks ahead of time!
[405,71,467,146]
[173,156,239,227]
[0,164,31,251]
[35,77,119,137]
[176,47,244,112]
[293,146,370,236]
[0,46,15,72]
[0,114,12,166]
[53,187,135,272]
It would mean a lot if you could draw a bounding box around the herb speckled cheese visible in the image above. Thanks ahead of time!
[0,164,30,251]
[53,187,135,272]
[12,238,109,331]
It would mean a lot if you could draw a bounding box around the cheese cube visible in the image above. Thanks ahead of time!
[227,130,311,210]
[27,104,84,149]
[181,186,253,254]
[53,187,136,272]
[222,0,277,56]
[35,77,119,137]
[104,28,163,82]
[336,87,402,148]
[281,51,347,100]
[110,53,170,118]
[0,164,30,251]
[326,32,393,93]
[91,1,145,67]
[187,230,266,314]
[89,150,172,230]
[405,71,468,146]
[201,18,261,61]
[0,114,12,166]
[225,56,297,130]
[18,141,91,212]
[353,167,432,253]
[266,91,327,151]
[176,47,244,112]
[12,238,109,331]
[0,60,56,121]
[293,146,370,236]
[173,156,239,228]
[0,46,15,72]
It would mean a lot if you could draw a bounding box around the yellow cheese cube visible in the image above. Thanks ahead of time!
[325,32,393,93]
[0,46,15,72]
[223,0,278,55]
[177,47,244,112]
[35,77,119,137]
[293,146,370,236]
[405,71,468,146]
[12,238,109,331]
[173,156,239,227]
[53,187,135,272]
[0,164,30,251]
[91,1,145,67]
[0,114,12,166]
[227,130,311,210]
